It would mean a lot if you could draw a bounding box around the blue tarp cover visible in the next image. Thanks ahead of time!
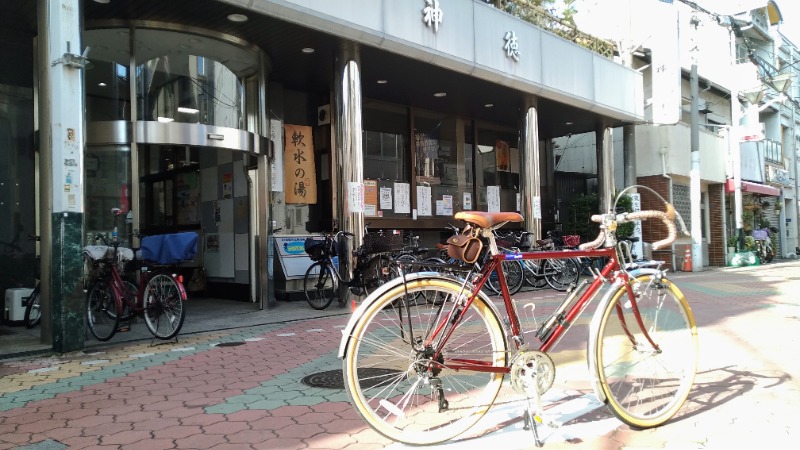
[141,232,198,264]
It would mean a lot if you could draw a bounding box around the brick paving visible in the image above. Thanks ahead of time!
[2,261,800,449]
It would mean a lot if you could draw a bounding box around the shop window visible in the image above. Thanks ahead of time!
[413,113,473,218]
[362,102,411,219]
[475,125,519,212]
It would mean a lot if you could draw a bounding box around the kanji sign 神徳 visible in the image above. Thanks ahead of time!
[284,124,317,204]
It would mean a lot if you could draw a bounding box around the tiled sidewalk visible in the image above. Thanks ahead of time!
[2,261,800,449]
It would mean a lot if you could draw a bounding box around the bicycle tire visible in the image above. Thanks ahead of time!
[343,276,507,445]
[486,260,524,295]
[303,261,336,310]
[543,258,580,291]
[23,286,41,328]
[143,273,186,340]
[593,274,697,428]
[86,280,119,341]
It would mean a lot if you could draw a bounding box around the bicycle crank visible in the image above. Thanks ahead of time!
[510,349,555,396]
[510,349,556,447]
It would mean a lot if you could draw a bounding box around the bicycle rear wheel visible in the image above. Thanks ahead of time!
[303,261,336,310]
[343,277,507,445]
[143,273,186,340]
[24,286,41,328]
[593,274,697,428]
[86,280,119,341]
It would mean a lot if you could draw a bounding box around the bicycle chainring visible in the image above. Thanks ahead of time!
[510,350,556,396]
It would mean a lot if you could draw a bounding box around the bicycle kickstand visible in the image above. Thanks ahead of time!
[523,394,545,447]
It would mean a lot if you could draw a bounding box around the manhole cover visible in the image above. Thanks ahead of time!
[301,368,401,389]
[216,341,246,347]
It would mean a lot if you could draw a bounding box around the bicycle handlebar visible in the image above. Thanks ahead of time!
[580,203,684,251]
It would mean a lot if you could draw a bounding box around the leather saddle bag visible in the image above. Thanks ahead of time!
[446,233,483,264]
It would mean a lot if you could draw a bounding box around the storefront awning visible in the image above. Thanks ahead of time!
[725,179,781,197]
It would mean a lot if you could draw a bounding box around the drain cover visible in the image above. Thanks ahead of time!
[216,341,246,347]
[301,368,401,389]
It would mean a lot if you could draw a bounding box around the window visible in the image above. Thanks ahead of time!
[475,125,519,212]
[414,113,473,217]
[362,102,409,218]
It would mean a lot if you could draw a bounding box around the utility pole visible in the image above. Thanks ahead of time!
[689,15,703,271]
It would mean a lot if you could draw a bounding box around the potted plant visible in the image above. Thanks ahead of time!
[727,235,738,253]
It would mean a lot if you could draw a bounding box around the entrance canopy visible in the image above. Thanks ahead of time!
[725,179,781,196]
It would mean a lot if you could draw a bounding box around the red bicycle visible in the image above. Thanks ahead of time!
[84,209,194,342]
[339,186,698,446]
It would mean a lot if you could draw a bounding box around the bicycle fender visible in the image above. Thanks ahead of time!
[586,268,664,404]
[337,272,504,359]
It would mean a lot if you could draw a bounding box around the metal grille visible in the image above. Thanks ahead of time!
[673,184,691,231]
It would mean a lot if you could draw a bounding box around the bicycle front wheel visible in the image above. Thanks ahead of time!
[593,274,697,428]
[24,287,41,328]
[143,273,186,339]
[86,280,119,341]
[343,277,507,445]
[303,261,336,310]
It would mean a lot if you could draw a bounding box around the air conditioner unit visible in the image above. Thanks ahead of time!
[318,104,331,125]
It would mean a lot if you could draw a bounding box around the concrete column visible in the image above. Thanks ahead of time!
[521,99,542,241]
[333,43,364,288]
[623,125,636,188]
[37,0,86,352]
[596,125,615,213]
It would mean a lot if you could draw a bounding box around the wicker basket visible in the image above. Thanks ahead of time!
[363,232,404,254]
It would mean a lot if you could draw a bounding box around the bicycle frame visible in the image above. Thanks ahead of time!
[341,244,656,380]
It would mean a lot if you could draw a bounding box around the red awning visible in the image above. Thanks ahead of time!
[725,179,781,196]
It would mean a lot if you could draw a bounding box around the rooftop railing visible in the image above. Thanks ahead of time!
[492,0,618,59]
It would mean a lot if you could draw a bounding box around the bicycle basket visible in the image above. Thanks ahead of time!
[562,235,581,247]
[140,232,198,265]
[363,232,403,254]
[305,237,333,261]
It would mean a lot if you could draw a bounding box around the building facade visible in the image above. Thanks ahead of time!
[0,0,643,352]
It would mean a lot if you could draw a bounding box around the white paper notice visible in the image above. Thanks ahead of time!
[394,183,410,213]
[348,182,364,213]
[463,192,472,210]
[532,196,542,219]
[487,186,500,212]
[436,200,444,216]
[442,195,453,216]
[417,185,432,216]
[365,204,377,216]
[380,187,392,210]
[516,193,521,212]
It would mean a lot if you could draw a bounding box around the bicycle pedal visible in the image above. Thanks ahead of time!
[117,325,131,332]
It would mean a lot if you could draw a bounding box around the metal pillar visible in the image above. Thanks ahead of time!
[38,0,86,352]
[623,125,636,188]
[521,100,541,242]
[333,42,364,294]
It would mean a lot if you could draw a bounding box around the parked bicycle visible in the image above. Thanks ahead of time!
[338,185,697,446]
[303,224,402,310]
[23,235,41,328]
[752,227,774,263]
[84,208,194,342]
